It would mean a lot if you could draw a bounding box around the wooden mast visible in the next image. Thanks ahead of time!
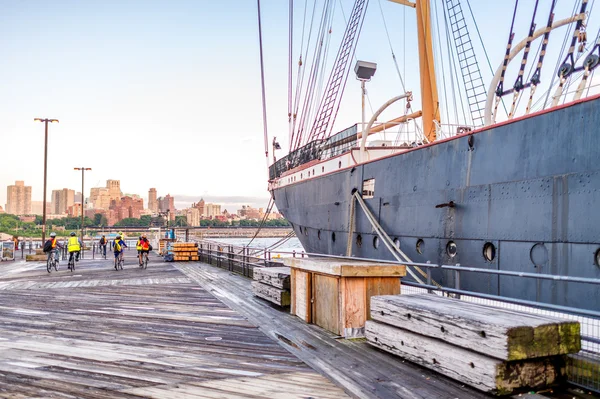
[389,0,440,142]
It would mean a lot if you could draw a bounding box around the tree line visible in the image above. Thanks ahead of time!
[0,213,289,238]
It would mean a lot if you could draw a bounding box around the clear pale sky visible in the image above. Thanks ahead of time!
[0,1,594,211]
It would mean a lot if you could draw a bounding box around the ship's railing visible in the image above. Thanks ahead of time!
[193,238,600,393]
[269,125,358,180]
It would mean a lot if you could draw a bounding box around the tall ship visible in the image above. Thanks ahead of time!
[266,0,600,311]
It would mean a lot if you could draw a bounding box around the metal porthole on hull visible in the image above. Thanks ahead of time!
[332,232,336,242]
[483,242,496,262]
[318,230,321,240]
[356,234,363,247]
[595,248,600,268]
[530,243,549,268]
[446,241,457,258]
[416,239,424,254]
[373,236,379,249]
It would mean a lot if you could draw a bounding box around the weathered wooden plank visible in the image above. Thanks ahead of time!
[313,274,340,336]
[177,262,491,399]
[370,294,581,360]
[252,266,291,289]
[251,281,290,307]
[285,258,406,277]
[365,320,565,395]
[291,269,311,322]
[341,277,366,338]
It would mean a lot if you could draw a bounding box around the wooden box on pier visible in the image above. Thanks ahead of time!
[284,258,405,338]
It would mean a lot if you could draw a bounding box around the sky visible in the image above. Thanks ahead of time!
[1,1,596,212]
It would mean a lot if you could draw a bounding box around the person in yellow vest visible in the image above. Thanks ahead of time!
[137,234,150,266]
[67,232,82,265]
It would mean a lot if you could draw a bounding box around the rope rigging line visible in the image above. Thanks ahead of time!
[349,191,442,288]
[256,0,270,171]
[523,0,558,115]
[377,0,406,92]
[442,1,469,128]
[550,0,589,107]
[244,197,276,250]
[291,0,320,150]
[507,0,540,119]
[433,0,452,128]
[437,1,458,127]
[492,0,520,122]
[293,0,333,151]
[288,0,294,146]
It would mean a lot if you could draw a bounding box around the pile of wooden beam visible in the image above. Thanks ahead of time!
[252,267,291,307]
[365,294,581,396]
[171,242,199,262]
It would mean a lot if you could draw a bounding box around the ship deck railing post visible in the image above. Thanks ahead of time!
[454,263,461,299]
[426,261,432,293]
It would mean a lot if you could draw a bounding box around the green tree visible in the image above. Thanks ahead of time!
[173,216,188,227]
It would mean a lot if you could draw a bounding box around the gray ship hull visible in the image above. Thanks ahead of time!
[272,96,600,311]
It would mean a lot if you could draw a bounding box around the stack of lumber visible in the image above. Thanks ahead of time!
[252,267,291,307]
[365,294,581,396]
[171,242,199,261]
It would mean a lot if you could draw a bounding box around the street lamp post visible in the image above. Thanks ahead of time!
[34,118,59,243]
[74,167,91,257]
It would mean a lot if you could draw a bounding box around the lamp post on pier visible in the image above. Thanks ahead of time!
[34,118,59,243]
[74,167,91,257]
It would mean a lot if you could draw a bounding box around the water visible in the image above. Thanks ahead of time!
[208,237,304,256]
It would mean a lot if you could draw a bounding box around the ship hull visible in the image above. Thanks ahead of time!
[272,96,600,311]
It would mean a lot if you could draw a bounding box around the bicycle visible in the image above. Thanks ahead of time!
[140,252,149,269]
[99,245,107,260]
[114,252,124,270]
[68,252,76,272]
[46,252,59,273]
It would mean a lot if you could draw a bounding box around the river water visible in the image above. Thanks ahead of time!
[207,236,304,256]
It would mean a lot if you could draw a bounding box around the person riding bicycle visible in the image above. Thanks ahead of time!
[99,235,108,257]
[137,234,150,266]
[46,232,63,263]
[113,234,128,265]
[67,232,82,264]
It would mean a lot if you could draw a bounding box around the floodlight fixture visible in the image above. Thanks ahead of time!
[354,60,377,81]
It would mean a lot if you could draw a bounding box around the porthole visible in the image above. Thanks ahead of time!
[301,173,303,178]
[530,243,548,268]
[446,241,457,258]
[393,238,400,249]
[331,232,336,242]
[595,248,600,267]
[416,239,424,254]
[373,236,380,249]
[338,161,342,168]
[483,242,496,262]
[322,166,325,172]
[318,230,321,240]
[313,169,315,175]
[356,234,363,247]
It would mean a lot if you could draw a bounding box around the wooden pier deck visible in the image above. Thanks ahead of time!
[0,253,573,398]
[0,254,348,398]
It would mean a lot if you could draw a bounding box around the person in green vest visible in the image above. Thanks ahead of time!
[67,232,82,264]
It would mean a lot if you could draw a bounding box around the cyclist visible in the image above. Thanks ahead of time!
[46,232,63,264]
[99,235,108,257]
[137,234,150,266]
[113,234,128,267]
[67,232,82,264]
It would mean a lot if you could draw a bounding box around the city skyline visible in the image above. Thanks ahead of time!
[4,178,272,216]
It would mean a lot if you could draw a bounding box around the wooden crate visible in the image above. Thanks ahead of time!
[285,258,406,337]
